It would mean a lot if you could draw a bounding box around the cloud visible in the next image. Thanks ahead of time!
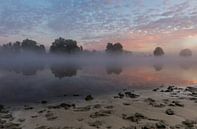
[0,0,197,52]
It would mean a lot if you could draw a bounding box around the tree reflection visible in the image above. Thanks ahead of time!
[50,64,79,78]
[106,66,122,75]
[180,63,191,70]
[153,64,163,71]
[0,63,44,75]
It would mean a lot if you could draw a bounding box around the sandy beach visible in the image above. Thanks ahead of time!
[0,85,196,129]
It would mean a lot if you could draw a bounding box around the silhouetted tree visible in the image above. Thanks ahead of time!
[1,41,21,54]
[21,39,45,54]
[179,49,192,57]
[1,42,12,53]
[12,41,21,53]
[0,39,45,54]
[153,47,164,56]
[106,42,123,53]
[50,37,82,54]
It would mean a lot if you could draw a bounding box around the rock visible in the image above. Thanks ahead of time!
[144,98,155,103]
[144,98,165,108]
[45,112,57,121]
[77,118,84,121]
[4,122,21,129]
[35,126,47,129]
[85,95,94,101]
[185,87,197,96]
[74,106,91,112]
[162,99,169,104]
[153,88,160,92]
[17,118,25,123]
[31,115,38,118]
[24,105,34,110]
[48,103,73,110]
[62,126,78,129]
[123,102,130,106]
[73,94,80,97]
[88,121,103,128]
[90,110,112,118]
[182,120,196,128]
[118,92,124,98]
[172,101,184,107]
[38,109,46,114]
[122,113,146,122]
[0,113,13,119]
[0,104,4,112]
[106,126,112,129]
[120,126,137,129]
[156,122,166,129]
[93,104,101,109]
[165,86,175,92]
[104,105,113,109]
[134,113,145,119]
[124,92,139,98]
[41,100,48,104]
[165,109,174,115]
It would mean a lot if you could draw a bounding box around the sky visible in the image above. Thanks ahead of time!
[1,0,197,53]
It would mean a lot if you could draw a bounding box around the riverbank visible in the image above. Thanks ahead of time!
[1,85,197,129]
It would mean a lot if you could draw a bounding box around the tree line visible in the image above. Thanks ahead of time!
[0,37,124,55]
[0,37,193,57]
[153,47,193,57]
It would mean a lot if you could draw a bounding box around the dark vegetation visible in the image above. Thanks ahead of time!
[0,37,192,56]
[105,42,123,54]
[0,38,126,55]
[153,47,165,56]
[49,37,83,54]
[179,48,192,57]
[0,39,45,54]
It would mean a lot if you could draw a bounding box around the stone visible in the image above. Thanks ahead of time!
[85,95,94,101]
[165,109,174,115]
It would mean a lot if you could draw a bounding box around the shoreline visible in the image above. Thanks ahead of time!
[0,85,197,129]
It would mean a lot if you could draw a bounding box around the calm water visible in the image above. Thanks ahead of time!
[0,56,197,104]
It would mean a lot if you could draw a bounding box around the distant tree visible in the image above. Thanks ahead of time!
[106,42,123,53]
[80,46,83,51]
[50,37,82,54]
[153,47,164,56]
[1,42,13,53]
[179,49,192,57]
[12,41,21,53]
[0,39,46,55]
[21,39,45,54]
[1,41,21,54]
[106,43,113,52]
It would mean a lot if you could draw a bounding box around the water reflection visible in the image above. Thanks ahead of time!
[106,65,122,75]
[179,63,192,70]
[153,64,163,71]
[0,62,44,76]
[0,58,196,104]
[50,64,80,78]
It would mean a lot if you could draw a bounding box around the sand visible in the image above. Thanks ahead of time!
[1,85,197,129]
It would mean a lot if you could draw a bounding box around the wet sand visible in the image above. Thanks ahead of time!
[1,85,197,129]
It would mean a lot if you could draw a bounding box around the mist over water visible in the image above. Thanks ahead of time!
[0,54,197,104]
